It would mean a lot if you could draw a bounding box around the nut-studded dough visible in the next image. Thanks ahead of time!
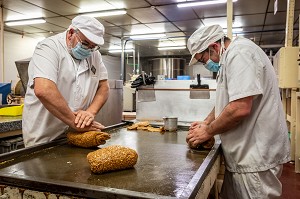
[87,145,138,173]
[201,137,215,149]
[67,131,110,148]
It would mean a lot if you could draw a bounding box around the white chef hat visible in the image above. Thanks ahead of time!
[187,25,225,66]
[71,15,105,45]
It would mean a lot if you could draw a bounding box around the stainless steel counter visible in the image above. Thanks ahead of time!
[0,123,221,199]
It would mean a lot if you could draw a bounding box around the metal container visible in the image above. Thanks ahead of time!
[163,116,178,131]
[148,58,186,79]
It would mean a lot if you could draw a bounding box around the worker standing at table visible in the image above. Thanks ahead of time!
[186,24,290,199]
[22,16,109,147]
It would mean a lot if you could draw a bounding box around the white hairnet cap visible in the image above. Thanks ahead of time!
[187,25,225,66]
[72,15,105,45]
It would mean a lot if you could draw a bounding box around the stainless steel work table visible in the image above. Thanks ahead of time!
[0,123,221,199]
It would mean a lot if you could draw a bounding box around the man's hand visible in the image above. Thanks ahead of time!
[186,122,213,149]
[72,120,105,132]
[89,121,105,131]
[189,121,209,131]
[74,110,95,128]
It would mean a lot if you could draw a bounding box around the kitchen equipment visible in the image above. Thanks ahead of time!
[131,72,156,102]
[15,58,31,93]
[137,85,156,102]
[123,83,136,111]
[163,116,178,131]
[190,74,210,99]
[148,58,186,79]
[136,79,216,122]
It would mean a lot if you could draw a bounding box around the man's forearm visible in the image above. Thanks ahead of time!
[207,97,253,136]
[204,107,215,124]
[34,78,76,127]
[86,80,109,115]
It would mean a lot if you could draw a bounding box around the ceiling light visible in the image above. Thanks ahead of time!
[129,33,166,40]
[158,46,186,50]
[177,0,238,8]
[224,28,243,33]
[5,18,46,26]
[108,49,135,53]
[81,10,127,18]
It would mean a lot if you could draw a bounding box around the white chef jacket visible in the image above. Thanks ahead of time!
[22,31,108,147]
[216,37,290,173]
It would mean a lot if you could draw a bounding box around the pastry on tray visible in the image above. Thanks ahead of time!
[127,121,150,130]
[127,121,164,132]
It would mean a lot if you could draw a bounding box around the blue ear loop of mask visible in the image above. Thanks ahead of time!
[204,38,224,72]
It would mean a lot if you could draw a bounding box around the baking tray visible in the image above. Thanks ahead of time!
[0,122,221,199]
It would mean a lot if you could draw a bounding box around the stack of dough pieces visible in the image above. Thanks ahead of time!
[127,121,164,132]
[67,131,111,148]
[87,145,138,174]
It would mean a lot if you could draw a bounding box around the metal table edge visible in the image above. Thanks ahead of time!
[0,172,174,199]
[179,139,222,199]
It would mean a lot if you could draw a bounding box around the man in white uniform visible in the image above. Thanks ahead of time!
[23,16,109,147]
[186,25,290,198]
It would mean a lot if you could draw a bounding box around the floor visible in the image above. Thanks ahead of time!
[281,162,300,198]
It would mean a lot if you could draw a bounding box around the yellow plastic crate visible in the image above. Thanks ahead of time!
[0,104,24,116]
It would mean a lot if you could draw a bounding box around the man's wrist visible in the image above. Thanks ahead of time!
[203,120,210,125]
[206,123,215,136]
[86,109,97,116]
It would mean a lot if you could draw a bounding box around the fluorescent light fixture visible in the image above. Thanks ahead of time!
[177,0,238,8]
[130,29,165,35]
[158,46,186,50]
[108,49,135,53]
[129,33,166,40]
[224,28,243,33]
[5,18,46,26]
[81,10,126,18]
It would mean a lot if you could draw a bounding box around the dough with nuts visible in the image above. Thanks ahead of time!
[67,131,110,148]
[87,145,138,174]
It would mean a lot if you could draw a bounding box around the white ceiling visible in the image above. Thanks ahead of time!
[1,0,300,57]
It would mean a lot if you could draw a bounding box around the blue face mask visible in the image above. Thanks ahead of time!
[71,42,92,60]
[205,59,220,72]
